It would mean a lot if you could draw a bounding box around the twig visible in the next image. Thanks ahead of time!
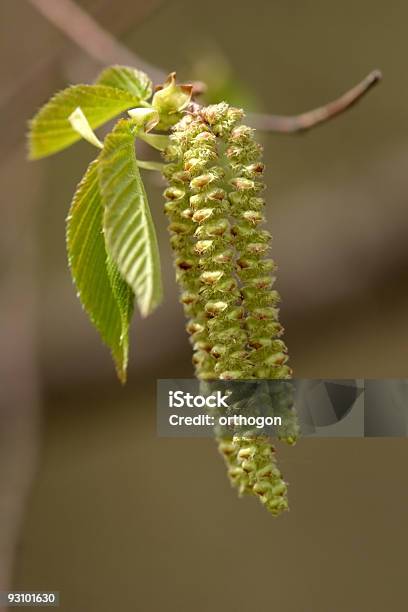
[28,0,165,83]
[248,70,382,133]
[27,0,381,133]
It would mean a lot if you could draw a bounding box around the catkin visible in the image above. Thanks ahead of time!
[163,102,296,515]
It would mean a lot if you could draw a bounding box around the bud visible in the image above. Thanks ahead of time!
[186,321,205,335]
[219,370,245,380]
[194,219,229,237]
[190,174,213,191]
[180,292,199,305]
[230,125,254,142]
[241,459,256,472]
[172,170,191,183]
[164,186,185,201]
[175,257,194,270]
[164,200,178,214]
[259,259,277,272]
[253,482,273,495]
[210,344,227,358]
[200,102,229,125]
[189,194,205,209]
[200,270,224,284]
[273,365,293,378]
[224,306,244,320]
[248,336,272,349]
[242,210,264,224]
[184,158,206,173]
[219,441,235,455]
[246,242,269,255]
[152,72,193,129]
[231,223,253,238]
[193,340,212,352]
[236,256,257,269]
[252,307,279,319]
[207,188,226,201]
[216,278,238,293]
[194,240,213,254]
[213,249,233,264]
[205,300,228,316]
[228,466,245,478]
[180,208,193,219]
[168,222,191,234]
[248,276,274,290]
[230,177,256,191]
[193,131,216,145]
[215,327,247,344]
[257,464,280,479]
[238,446,256,459]
[192,208,214,223]
[245,162,265,176]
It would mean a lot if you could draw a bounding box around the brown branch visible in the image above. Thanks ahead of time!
[248,70,382,133]
[27,0,381,133]
[27,0,166,83]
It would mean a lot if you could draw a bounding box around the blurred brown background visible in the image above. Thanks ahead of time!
[0,0,407,611]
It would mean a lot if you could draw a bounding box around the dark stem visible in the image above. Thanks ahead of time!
[248,70,382,133]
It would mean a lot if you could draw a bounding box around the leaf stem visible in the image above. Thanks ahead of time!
[137,160,165,171]
[138,132,170,151]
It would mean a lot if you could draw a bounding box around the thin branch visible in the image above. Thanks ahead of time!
[249,70,382,133]
[27,0,381,133]
[28,0,165,83]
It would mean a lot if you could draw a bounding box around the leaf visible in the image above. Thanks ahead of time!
[66,158,134,382]
[69,107,103,149]
[29,84,140,159]
[127,107,159,132]
[96,65,152,101]
[99,118,163,317]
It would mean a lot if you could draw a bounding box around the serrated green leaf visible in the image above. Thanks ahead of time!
[99,118,163,317]
[96,65,152,101]
[106,256,134,338]
[29,84,140,159]
[66,158,134,382]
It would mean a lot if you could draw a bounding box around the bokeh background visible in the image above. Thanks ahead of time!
[1,0,407,610]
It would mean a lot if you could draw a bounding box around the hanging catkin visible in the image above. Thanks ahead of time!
[163,102,297,515]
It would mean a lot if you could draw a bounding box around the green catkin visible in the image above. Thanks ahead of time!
[163,102,295,515]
